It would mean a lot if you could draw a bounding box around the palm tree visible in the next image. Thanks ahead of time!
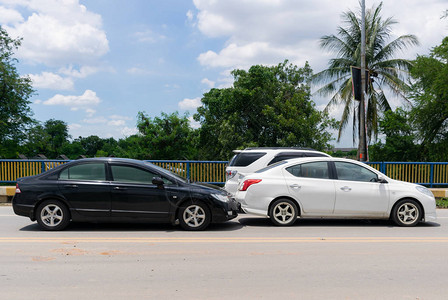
[314,2,418,143]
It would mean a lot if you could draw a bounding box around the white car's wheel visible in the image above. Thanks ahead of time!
[392,199,421,227]
[269,199,298,226]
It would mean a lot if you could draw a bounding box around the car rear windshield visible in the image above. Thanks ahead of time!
[267,152,327,165]
[229,152,267,167]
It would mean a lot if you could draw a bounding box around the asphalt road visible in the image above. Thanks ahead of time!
[1,205,448,300]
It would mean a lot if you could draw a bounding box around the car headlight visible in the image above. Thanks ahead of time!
[211,193,230,203]
[416,186,434,197]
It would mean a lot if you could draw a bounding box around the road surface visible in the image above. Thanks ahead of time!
[1,205,448,299]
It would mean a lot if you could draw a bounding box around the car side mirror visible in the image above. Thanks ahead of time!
[377,176,388,184]
[152,177,165,187]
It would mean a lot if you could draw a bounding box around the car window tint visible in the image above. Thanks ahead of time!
[59,163,106,181]
[286,162,329,179]
[255,161,288,173]
[335,162,378,182]
[111,165,163,184]
[229,152,266,167]
[268,153,306,165]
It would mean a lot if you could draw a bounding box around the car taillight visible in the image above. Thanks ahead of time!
[15,183,21,194]
[226,170,238,180]
[239,179,262,191]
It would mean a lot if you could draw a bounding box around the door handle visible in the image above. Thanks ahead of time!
[64,184,78,189]
[113,186,127,191]
[340,186,352,192]
[289,184,301,190]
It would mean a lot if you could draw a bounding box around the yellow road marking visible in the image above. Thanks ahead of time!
[0,237,448,243]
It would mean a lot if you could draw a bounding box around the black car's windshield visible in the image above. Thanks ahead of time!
[144,162,189,183]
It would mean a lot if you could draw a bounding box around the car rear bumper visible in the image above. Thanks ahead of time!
[12,202,35,220]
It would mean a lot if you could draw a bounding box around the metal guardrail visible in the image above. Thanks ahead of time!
[0,159,228,185]
[1,160,448,187]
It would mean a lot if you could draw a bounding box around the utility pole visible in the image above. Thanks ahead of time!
[358,0,368,161]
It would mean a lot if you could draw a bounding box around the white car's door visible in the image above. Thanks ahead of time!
[333,161,389,217]
[283,161,335,215]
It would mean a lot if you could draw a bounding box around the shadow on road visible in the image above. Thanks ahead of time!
[238,217,440,228]
[19,219,244,232]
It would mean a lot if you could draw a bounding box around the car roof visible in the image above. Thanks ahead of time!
[236,147,320,152]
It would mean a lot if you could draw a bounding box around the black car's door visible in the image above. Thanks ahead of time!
[58,162,111,217]
[109,164,172,219]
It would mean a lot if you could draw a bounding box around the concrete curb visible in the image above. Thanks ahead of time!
[0,186,15,203]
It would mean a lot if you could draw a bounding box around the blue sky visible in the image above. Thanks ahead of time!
[1,0,447,147]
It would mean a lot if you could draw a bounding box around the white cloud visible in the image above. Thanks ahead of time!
[186,10,194,22]
[28,72,74,90]
[59,65,100,78]
[108,120,126,126]
[178,97,202,110]
[109,115,132,121]
[188,116,201,129]
[121,126,139,137]
[201,78,215,88]
[43,90,101,113]
[0,6,23,24]
[193,0,447,74]
[3,0,109,66]
[133,29,166,43]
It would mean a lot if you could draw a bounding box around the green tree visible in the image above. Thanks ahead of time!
[194,61,336,160]
[408,36,448,162]
[22,119,70,158]
[44,119,70,157]
[369,108,420,161]
[410,37,448,145]
[0,27,35,157]
[314,2,418,143]
[137,112,197,160]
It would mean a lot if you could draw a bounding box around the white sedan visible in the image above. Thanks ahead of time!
[235,157,437,227]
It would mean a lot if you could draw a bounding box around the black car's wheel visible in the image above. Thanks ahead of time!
[36,200,70,231]
[392,199,422,227]
[269,199,298,226]
[178,201,211,231]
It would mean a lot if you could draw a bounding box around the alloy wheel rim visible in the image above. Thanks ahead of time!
[41,204,63,227]
[397,203,419,225]
[183,205,206,228]
[273,202,295,224]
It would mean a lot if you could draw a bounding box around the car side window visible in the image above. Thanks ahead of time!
[286,162,329,179]
[111,165,173,185]
[334,162,378,182]
[59,163,106,181]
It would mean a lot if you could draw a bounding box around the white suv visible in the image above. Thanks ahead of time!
[224,147,330,196]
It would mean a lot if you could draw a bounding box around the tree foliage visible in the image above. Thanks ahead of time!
[0,26,35,157]
[368,108,420,161]
[410,36,448,145]
[194,61,336,160]
[314,2,418,143]
[136,112,197,160]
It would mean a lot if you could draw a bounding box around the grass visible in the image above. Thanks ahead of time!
[436,198,448,209]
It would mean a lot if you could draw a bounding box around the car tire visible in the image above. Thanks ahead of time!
[36,200,70,231]
[392,199,422,227]
[178,201,211,231]
[269,199,298,226]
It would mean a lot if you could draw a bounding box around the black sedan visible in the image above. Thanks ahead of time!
[12,158,238,231]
